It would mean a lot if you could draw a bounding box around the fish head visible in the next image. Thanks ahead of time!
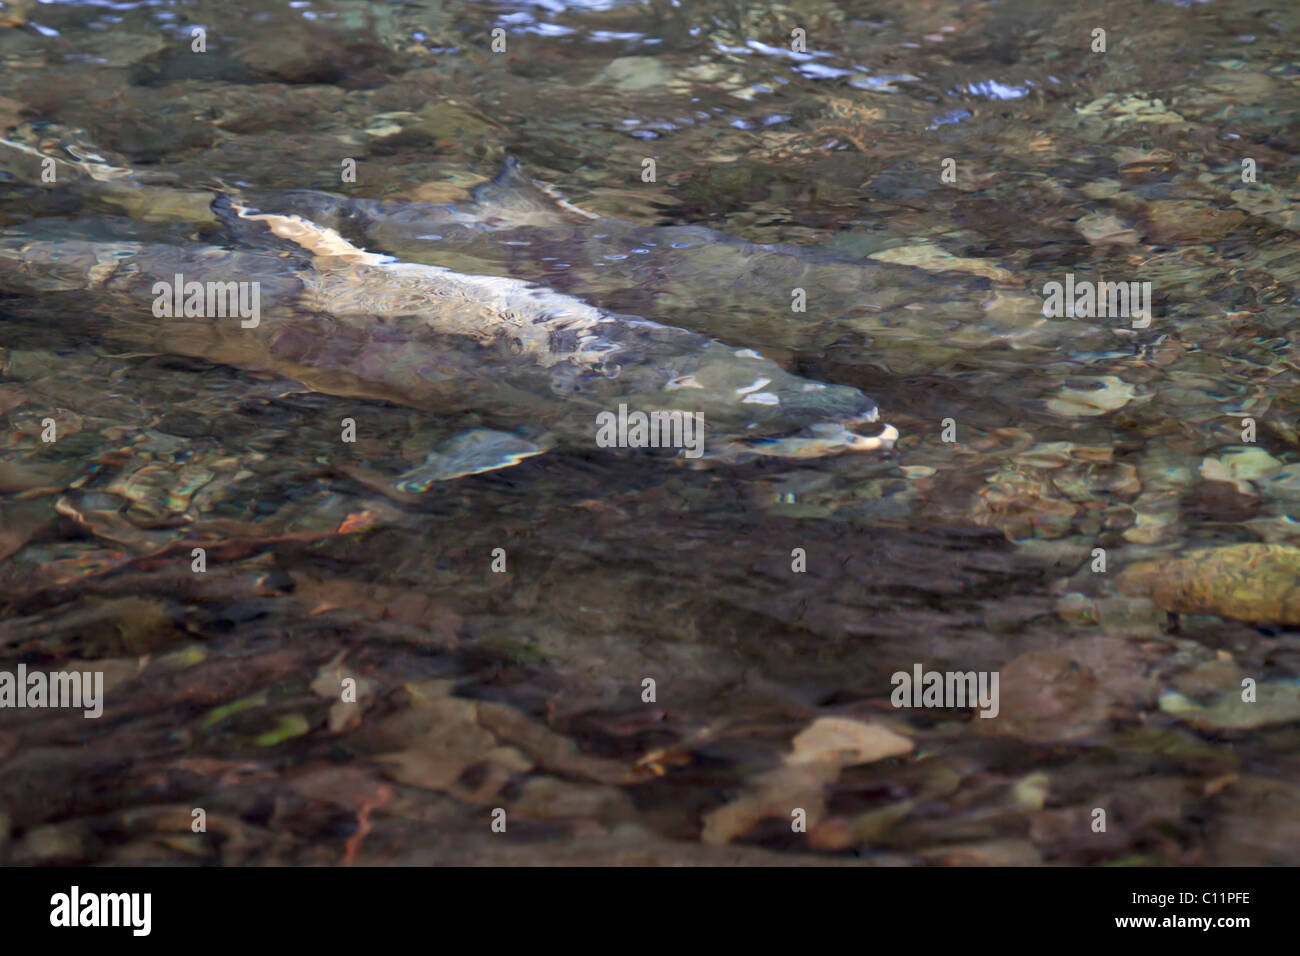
[588,335,895,460]
[709,371,896,459]
[723,419,899,459]
[669,341,888,438]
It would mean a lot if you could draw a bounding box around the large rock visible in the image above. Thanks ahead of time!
[1118,543,1300,623]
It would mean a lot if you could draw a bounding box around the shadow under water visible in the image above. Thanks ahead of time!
[0,0,1299,865]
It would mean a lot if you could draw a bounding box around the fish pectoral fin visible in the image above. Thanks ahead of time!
[468,156,600,226]
[394,429,546,489]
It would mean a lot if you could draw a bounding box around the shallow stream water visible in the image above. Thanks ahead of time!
[1,0,1298,865]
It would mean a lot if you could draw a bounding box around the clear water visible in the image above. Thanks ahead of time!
[0,0,1298,865]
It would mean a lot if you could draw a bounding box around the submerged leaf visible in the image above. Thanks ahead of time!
[786,717,913,767]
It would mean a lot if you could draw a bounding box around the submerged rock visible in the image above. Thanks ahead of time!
[1118,543,1300,624]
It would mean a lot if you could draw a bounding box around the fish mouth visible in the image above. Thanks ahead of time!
[837,415,900,453]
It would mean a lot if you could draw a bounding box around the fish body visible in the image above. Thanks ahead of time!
[231,158,964,353]
[0,130,897,471]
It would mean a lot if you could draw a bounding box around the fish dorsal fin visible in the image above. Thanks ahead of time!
[467,156,599,225]
[215,194,393,267]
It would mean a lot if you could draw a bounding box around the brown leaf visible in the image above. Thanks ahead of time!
[786,717,914,768]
